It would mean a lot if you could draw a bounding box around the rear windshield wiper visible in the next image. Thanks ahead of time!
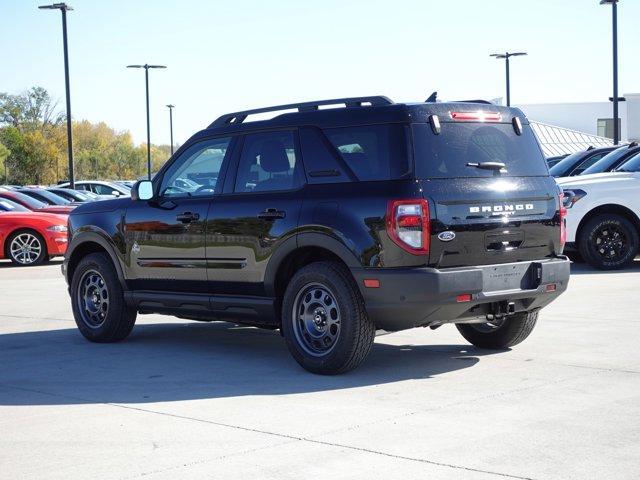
[466,162,507,172]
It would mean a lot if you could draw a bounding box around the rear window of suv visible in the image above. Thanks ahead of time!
[412,122,548,178]
[322,124,409,181]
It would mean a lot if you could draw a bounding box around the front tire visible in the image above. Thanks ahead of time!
[281,261,375,375]
[578,214,639,270]
[456,310,538,349]
[7,230,47,266]
[71,252,137,342]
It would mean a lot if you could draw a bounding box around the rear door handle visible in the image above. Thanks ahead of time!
[258,208,286,220]
[176,212,200,223]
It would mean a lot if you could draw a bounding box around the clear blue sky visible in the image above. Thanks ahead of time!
[2,0,639,146]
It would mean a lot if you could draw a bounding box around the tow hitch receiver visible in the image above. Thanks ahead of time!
[486,301,516,321]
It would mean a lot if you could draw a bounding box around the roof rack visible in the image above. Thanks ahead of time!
[451,99,494,105]
[209,96,394,128]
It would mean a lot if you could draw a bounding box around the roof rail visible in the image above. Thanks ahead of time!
[451,99,494,105]
[209,96,394,128]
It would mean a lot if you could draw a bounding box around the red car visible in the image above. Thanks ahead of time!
[0,190,74,215]
[0,209,68,265]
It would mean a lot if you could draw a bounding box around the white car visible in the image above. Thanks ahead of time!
[58,181,131,198]
[557,154,640,269]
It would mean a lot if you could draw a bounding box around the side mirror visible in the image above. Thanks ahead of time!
[111,190,121,197]
[131,180,154,201]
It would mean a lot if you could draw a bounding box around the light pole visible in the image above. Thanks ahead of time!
[127,64,166,179]
[166,104,175,156]
[39,3,75,188]
[490,51,527,106]
[601,0,620,145]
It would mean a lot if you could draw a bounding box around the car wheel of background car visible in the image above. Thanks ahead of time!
[6,230,48,266]
[281,261,375,375]
[578,214,639,270]
[456,310,538,349]
[71,252,137,342]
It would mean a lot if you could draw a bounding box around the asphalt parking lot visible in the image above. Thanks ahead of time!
[1,260,639,480]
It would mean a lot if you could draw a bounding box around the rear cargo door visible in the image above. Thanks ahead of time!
[412,117,562,268]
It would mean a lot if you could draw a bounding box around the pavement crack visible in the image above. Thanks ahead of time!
[0,382,534,480]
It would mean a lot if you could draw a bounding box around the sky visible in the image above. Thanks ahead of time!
[2,0,639,147]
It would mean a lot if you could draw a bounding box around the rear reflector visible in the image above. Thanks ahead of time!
[363,279,380,288]
[456,294,472,303]
[450,111,502,122]
[545,283,557,293]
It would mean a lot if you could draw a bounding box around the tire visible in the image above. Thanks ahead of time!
[6,230,48,266]
[70,252,137,342]
[281,261,375,375]
[578,214,639,270]
[456,310,538,349]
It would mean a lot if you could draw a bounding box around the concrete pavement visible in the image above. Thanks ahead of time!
[0,259,639,480]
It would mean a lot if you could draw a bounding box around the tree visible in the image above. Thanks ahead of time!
[0,87,63,132]
[0,141,10,183]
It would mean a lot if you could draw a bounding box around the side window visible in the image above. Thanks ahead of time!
[572,153,605,175]
[160,137,231,197]
[234,131,300,193]
[322,124,408,181]
[94,184,114,195]
[299,127,350,184]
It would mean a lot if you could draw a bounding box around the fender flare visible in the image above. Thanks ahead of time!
[65,230,127,290]
[263,232,361,297]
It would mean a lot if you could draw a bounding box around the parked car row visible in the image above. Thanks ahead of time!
[555,144,640,271]
[0,180,133,266]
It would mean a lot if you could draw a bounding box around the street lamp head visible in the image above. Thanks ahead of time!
[147,65,167,69]
[510,52,528,57]
[166,104,175,109]
[127,64,167,70]
[490,53,507,59]
[126,65,143,69]
[491,52,527,59]
[38,3,73,10]
[599,0,618,4]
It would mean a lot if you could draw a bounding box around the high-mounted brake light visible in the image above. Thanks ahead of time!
[450,111,502,122]
[559,192,567,247]
[386,199,430,255]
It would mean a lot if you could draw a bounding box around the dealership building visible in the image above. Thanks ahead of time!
[513,92,640,156]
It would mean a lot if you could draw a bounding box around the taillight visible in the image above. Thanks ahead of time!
[559,192,567,246]
[450,111,502,122]
[386,199,430,255]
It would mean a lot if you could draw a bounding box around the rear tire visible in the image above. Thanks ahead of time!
[578,214,639,270]
[456,310,538,349]
[71,252,137,342]
[281,261,375,375]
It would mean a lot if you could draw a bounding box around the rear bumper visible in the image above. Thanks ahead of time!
[351,257,570,331]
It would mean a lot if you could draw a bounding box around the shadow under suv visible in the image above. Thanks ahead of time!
[63,96,570,374]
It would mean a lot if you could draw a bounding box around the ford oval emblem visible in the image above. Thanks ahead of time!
[438,231,456,242]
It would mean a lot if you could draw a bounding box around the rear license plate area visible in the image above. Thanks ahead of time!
[482,263,540,292]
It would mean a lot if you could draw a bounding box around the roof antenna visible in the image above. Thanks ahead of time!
[425,91,437,103]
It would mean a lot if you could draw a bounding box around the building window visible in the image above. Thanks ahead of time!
[597,118,621,140]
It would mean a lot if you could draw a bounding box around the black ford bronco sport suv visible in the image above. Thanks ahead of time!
[63,96,570,374]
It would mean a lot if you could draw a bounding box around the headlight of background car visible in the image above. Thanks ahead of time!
[562,189,587,208]
[46,225,68,232]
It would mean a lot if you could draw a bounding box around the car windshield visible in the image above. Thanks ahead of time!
[615,152,640,172]
[0,192,47,209]
[548,151,584,177]
[582,146,635,175]
[22,189,71,205]
[0,199,29,212]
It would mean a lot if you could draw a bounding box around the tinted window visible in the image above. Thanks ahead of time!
[322,124,408,181]
[0,199,28,212]
[21,189,70,205]
[235,131,300,193]
[413,123,547,178]
[582,147,637,175]
[549,151,585,177]
[299,127,349,184]
[572,152,607,175]
[0,192,47,209]
[160,137,231,197]
[616,152,640,172]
